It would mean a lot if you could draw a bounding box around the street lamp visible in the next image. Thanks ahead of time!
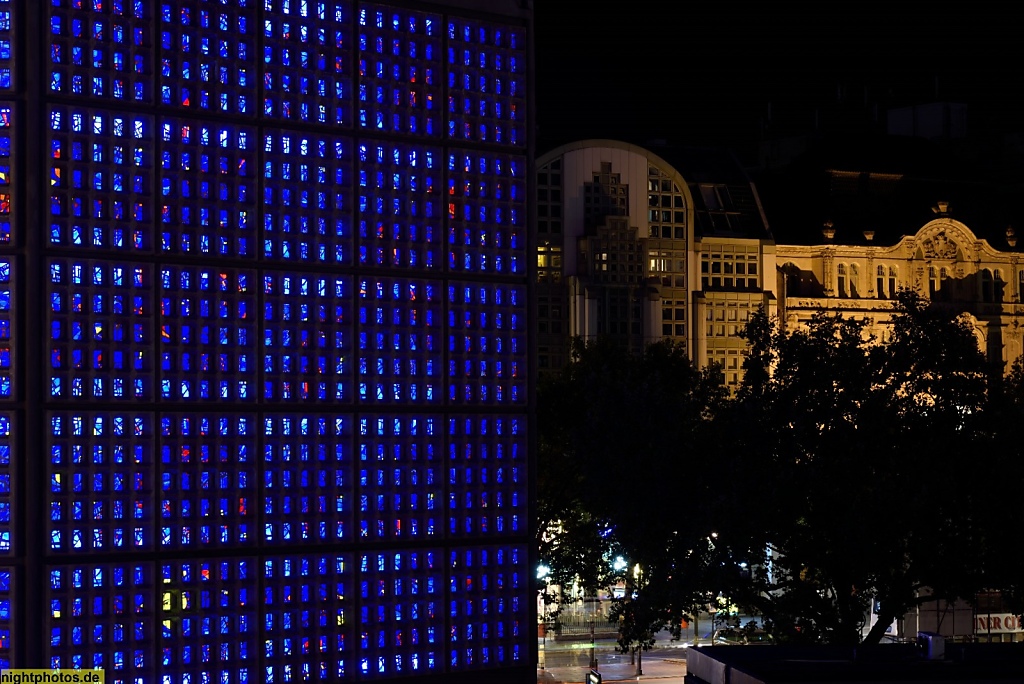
[633,563,643,677]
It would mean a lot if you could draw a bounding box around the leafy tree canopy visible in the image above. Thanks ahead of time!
[537,290,1024,648]
[729,289,1024,644]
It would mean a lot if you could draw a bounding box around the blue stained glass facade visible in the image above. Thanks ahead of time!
[447,282,526,405]
[47,561,152,678]
[262,272,351,402]
[357,278,440,404]
[159,266,256,401]
[48,412,152,553]
[357,5,441,136]
[159,0,256,114]
[48,106,153,251]
[262,414,351,545]
[0,0,11,91]
[445,18,525,146]
[0,413,11,553]
[447,150,525,274]
[357,140,440,270]
[357,415,441,539]
[446,416,524,537]
[49,0,151,102]
[158,413,256,549]
[10,1,533,679]
[262,554,352,681]
[0,564,11,669]
[0,259,10,399]
[159,119,257,258]
[47,259,153,402]
[159,558,257,681]
[262,130,352,264]
[264,0,352,125]
[0,105,10,245]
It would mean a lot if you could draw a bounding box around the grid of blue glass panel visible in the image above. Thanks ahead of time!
[445,18,525,146]
[0,565,11,669]
[447,149,525,275]
[48,412,152,553]
[48,0,151,102]
[357,549,441,677]
[262,130,352,265]
[159,265,256,401]
[262,272,351,402]
[261,554,351,682]
[357,277,440,404]
[20,0,532,677]
[47,562,152,679]
[47,259,153,402]
[0,1,11,92]
[263,0,351,125]
[357,5,441,136]
[447,545,525,670]
[357,415,440,540]
[0,105,10,245]
[357,140,441,270]
[159,0,256,115]
[262,414,351,545]
[159,558,257,681]
[447,282,525,405]
[159,119,256,258]
[158,414,256,549]
[48,106,153,252]
[447,415,525,537]
[0,413,10,552]
[0,259,10,399]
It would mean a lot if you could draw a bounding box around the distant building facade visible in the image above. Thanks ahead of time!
[778,205,1024,371]
[535,141,1024,385]
[534,140,777,387]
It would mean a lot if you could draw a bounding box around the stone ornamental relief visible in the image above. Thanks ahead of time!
[921,230,959,259]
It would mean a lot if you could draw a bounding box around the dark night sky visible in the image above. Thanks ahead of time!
[534,2,1022,155]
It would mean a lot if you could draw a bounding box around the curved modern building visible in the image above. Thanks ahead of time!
[535,140,777,386]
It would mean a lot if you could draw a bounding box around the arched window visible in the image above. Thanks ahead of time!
[929,267,938,298]
[888,266,898,296]
[981,269,994,303]
[836,263,847,298]
[995,269,1005,303]
[876,264,886,298]
[1019,270,1024,301]
[849,264,860,298]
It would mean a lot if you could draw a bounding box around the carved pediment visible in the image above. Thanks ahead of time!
[921,230,959,259]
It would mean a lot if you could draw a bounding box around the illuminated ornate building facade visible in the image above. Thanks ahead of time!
[536,140,1024,387]
[778,206,1024,371]
[0,1,534,681]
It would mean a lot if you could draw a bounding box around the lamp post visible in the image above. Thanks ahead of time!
[634,563,643,677]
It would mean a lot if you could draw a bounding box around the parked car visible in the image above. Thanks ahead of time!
[712,627,773,645]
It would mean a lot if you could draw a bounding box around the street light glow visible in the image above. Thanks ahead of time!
[613,556,628,571]
[537,564,551,580]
